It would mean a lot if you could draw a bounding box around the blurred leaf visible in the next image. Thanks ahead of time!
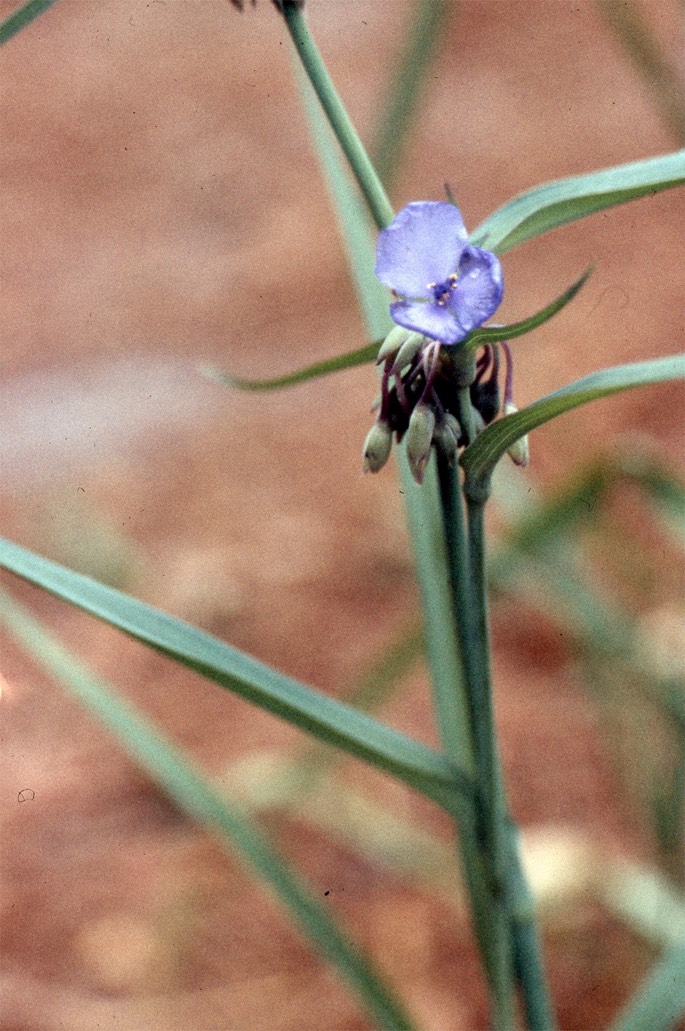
[0,536,469,811]
[597,0,685,145]
[292,622,424,795]
[297,64,391,341]
[610,943,685,1031]
[471,149,685,255]
[461,355,685,485]
[226,749,461,898]
[0,0,59,45]
[0,587,417,1031]
[372,0,453,190]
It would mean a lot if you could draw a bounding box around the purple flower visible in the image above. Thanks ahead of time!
[375,201,503,346]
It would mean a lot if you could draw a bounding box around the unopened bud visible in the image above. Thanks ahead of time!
[390,332,425,373]
[443,412,463,446]
[406,404,435,484]
[432,416,459,464]
[362,419,393,474]
[503,402,529,466]
[377,326,418,364]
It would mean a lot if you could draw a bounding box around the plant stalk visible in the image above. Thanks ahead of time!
[283,4,395,231]
[464,472,555,1030]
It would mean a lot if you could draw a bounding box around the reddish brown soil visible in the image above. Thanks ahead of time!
[1,2,683,1029]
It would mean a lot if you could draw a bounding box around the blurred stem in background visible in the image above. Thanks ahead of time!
[597,0,685,145]
[371,0,453,192]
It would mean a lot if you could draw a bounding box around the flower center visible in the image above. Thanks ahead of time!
[427,273,458,306]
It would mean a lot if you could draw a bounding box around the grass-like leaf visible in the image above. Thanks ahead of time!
[0,587,417,1031]
[0,536,470,812]
[203,269,591,395]
[0,0,59,45]
[609,942,685,1031]
[461,355,685,485]
[470,149,685,255]
[464,266,592,352]
[202,343,379,393]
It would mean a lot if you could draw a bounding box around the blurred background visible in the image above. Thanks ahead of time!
[1,1,683,1028]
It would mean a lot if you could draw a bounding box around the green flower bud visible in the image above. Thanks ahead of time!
[503,402,529,466]
[432,416,459,464]
[362,419,393,474]
[390,332,425,373]
[405,403,435,484]
[376,326,419,363]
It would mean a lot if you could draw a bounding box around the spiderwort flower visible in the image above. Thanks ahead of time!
[375,201,503,345]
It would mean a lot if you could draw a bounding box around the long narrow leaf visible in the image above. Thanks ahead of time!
[464,266,592,352]
[0,536,470,812]
[0,0,59,45]
[202,342,378,393]
[470,150,685,255]
[204,267,591,396]
[609,943,685,1031]
[461,355,685,484]
[0,587,416,1031]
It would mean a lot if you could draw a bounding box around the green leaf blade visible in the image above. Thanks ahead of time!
[0,536,470,811]
[609,943,685,1031]
[471,150,685,255]
[0,0,59,46]
[0,587,417,1031]
[465,266,592,352]
[461,355,685,484]
[202,342,379,393]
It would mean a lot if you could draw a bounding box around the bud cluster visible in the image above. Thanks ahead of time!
[363,329,528,483]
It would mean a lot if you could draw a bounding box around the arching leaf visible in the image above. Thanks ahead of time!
[461,355,685,484]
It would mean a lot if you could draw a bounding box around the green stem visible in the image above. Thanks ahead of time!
[465,480,555,1030]
[0,0,60,46]
[283,4,395,231]
[438,459,515,1029]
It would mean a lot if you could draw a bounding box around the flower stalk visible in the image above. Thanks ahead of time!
[284,7,553,1026]
[282,4,394,231]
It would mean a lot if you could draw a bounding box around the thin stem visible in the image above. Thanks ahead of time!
[439,460,515,1029]
[465,483,555,1030]
[372,0,454,189]
[283,4,395,231]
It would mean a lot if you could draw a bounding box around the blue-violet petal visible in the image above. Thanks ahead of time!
[375,201,468,297]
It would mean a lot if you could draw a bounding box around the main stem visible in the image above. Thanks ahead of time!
[283,5,395,231]
[465,475,555,1031]
[282,5,553,1025]
[439,458,516,1030]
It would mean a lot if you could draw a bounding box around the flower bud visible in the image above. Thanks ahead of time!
[405,403,435,484]
[377,326,419,364]
[503,402,529,466]
[362,419,393,474]
[470,375,501,425]
[390,332,425,373]
[432,415,459,464]
[443,412,463,446]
